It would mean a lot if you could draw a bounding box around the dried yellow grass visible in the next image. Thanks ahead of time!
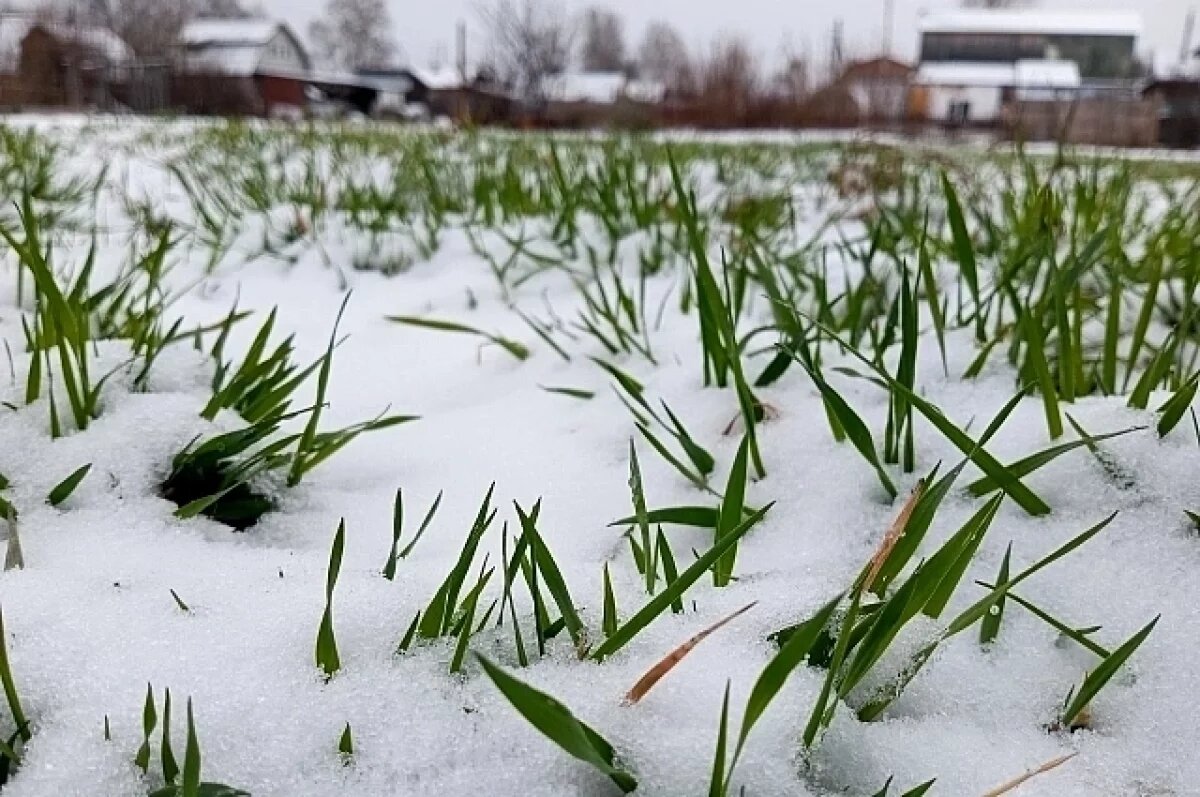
[864,479,926,589]
[979,752,1077,797]
[623,602,757,706]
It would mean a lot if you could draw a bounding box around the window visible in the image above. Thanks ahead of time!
[948,100,971,124]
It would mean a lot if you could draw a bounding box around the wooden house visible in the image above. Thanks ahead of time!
[0,13,133,109]
[174,19,310,117]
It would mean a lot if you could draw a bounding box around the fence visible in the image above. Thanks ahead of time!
[1002,97,1159,148]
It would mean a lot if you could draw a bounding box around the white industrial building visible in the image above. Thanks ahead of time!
[914,10,1141,125]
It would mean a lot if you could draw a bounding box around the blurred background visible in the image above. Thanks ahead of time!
[0,0,1197,147]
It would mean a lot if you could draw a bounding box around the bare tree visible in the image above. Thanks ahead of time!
[698,35,759,120]
[637,20,692,92]
[478,0,573,100]
[108,0,191,57]
[192,0,259,18]
[580,6,624,72]
[309,0,398,70]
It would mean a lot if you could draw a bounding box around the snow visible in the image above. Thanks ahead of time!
[0,117,1195,797]
[179,19,305,77]
[918,10,1143,39]
[543,72,666,105]
[180,20,282,48]
[408,67,464,92]
[916,62,1016,88]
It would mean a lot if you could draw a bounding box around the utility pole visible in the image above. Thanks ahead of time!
[456,21,468,82]
[830,19,845,81]
[1179,9,1196,70]
[882,0,895,55]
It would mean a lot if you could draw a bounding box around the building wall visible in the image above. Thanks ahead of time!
[257,29,307,74]
[924,84,1004,123]
[2,27,119,109]
[255,74,306,114]
[427,88,512,125]
[171,73,263,116]
[1144,83,1200,147]
[12,27,63,106]
[848,80,910,121]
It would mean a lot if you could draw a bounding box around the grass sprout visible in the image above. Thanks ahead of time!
[475,654,637,793]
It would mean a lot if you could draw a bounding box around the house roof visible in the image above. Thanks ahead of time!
[180,19,280,47]
[407,66,463,91]
[179,18,309,76]
[0,13,133,72]
[840,57,915,81]
[916,59,1083,89]
[918,10,1142,38]
[916,62,1017,88]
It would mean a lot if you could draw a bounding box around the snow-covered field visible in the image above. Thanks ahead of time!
[0,117,1196,797]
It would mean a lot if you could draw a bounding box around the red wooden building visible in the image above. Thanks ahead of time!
[174,19,310,117]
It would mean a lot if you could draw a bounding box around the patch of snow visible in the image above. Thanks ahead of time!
[179,20,280,48]
[0,119,1193,797]
[916,62,1016,88]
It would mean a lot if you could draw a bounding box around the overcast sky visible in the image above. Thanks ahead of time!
[265,0,1196,71]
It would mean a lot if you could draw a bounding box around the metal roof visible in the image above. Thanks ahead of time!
[919,10,1142,38]
[916,62,1016,88]
[180,20,280,47]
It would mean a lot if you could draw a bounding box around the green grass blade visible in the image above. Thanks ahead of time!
[797,332,1051,515]
[182,699,200,797]
[1059,616,1159,729]
[714,435,750,586]
[135,682,156,772]
[729,594,841,776]
[965,427,1141,496]
[47,463,90,507]
[518,501,586,651]
[979,544,1012,645]
[628,440,656,595]
[0,606,29,752]
[399,490,443,559]
[161,688,179,785]
[591,503,774,662]
[316,520,345,678]
[921,493,1004,619]
[1022,314,1063,440]
[1157,376,1198,438]
[475,654,637,793]
[798,361,896,499]
[610,506,720,530]
[941,172,981,337]
[540,385,595,400]
[382,488,403,581]
[289,294,350,487]
[602,564,618,637]
[656,529,684,614]
[708,682,731,797]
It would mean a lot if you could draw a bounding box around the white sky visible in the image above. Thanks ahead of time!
[267,0,1193,70]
